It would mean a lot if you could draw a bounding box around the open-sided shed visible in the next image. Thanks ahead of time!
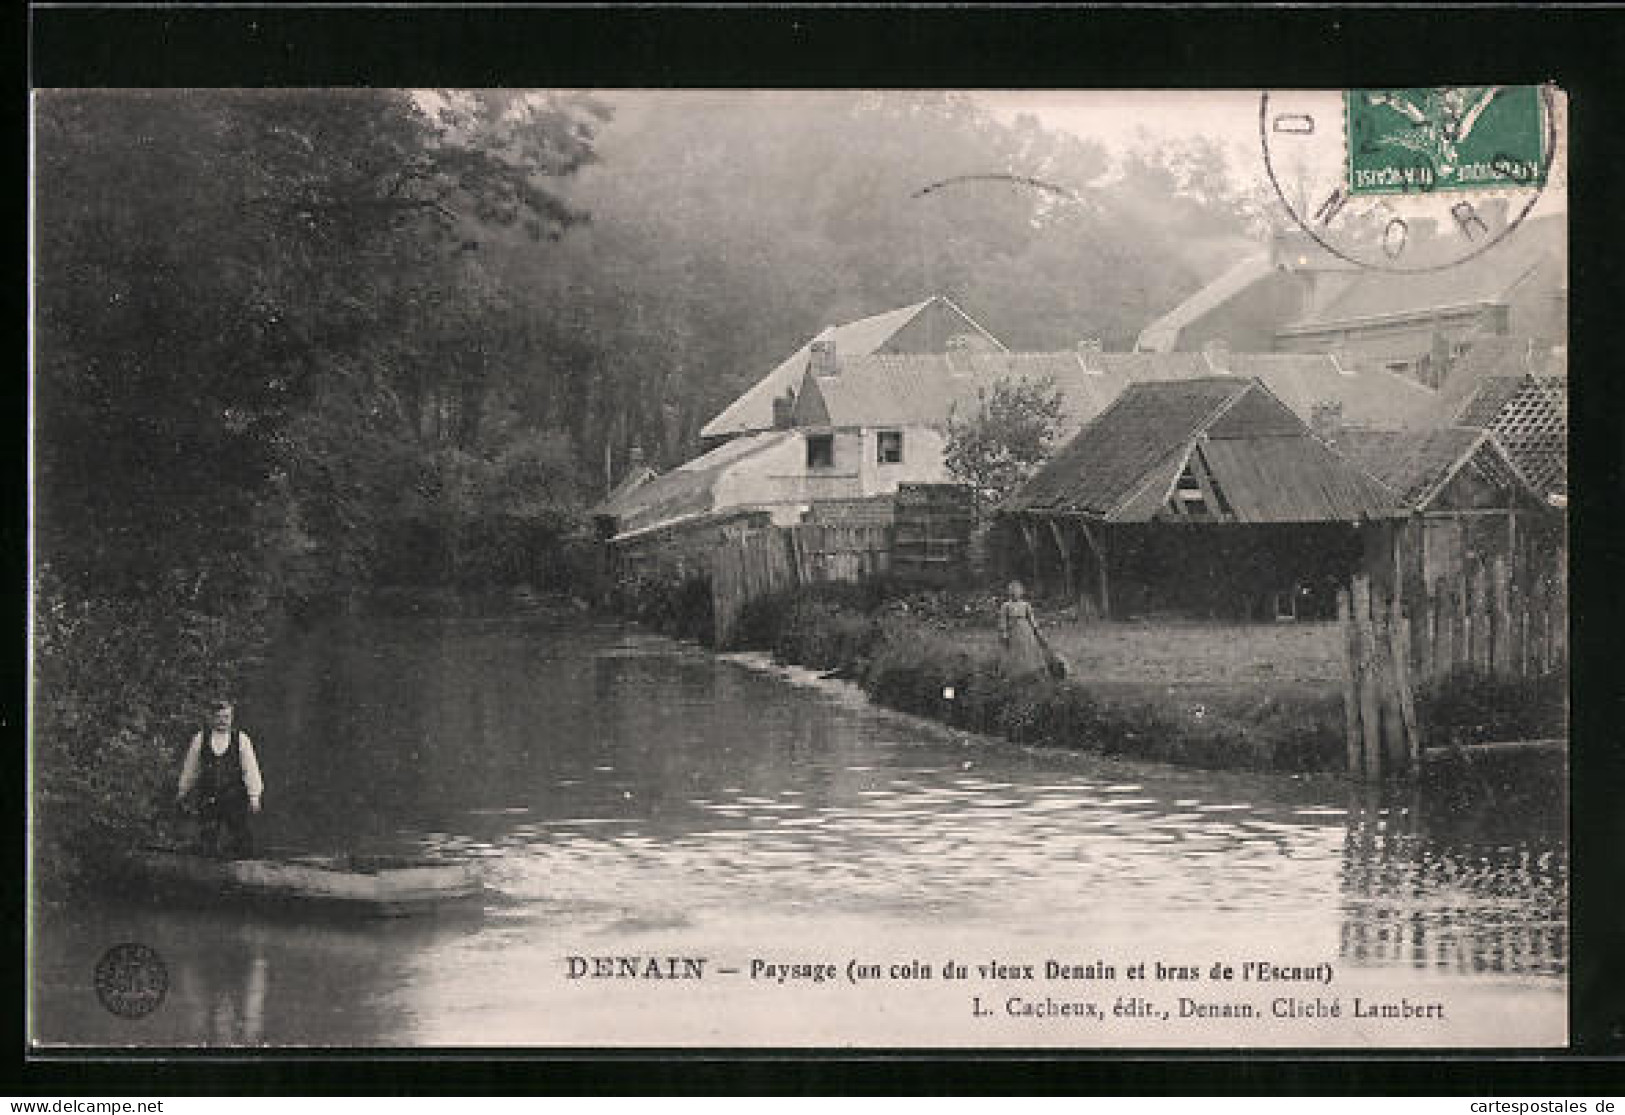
[1002,377,1402,620]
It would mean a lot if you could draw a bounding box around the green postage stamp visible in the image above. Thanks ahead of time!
[1345,86,1548,194]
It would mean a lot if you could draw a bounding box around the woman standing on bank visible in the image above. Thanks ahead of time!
[176,699,264,859]
[998,580,1048,677]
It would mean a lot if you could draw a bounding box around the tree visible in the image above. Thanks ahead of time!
[31,89,609,890]
[943,376,1066,513]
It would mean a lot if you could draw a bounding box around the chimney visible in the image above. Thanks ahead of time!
[771,390,795,429]
[1310,400,1344,438]
[1202,337,1232,374]
[1429,330,1453,389]
[627,445,645,471]
[1076,335,1104,373]
[809,335,838,377]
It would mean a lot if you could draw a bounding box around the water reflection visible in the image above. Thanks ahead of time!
[1339,786,1567,979]
[33,613,1566,1046]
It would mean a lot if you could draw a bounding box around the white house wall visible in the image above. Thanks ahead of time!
[855,425,951,495]
[712,432,811,524]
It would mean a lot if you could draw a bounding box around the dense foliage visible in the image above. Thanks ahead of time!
[32,90,607,889]
[943,375,1067,512]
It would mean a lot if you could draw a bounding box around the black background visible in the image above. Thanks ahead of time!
[15,2,1625,1096]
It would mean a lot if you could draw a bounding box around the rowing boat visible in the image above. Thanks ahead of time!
[129,848,484,917]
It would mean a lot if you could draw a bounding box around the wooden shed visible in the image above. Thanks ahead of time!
[1330,426,1560,607]
[1001,377,1403,621]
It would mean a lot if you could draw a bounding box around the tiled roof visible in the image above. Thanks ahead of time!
[1457,375,1534,428]
[1454,375,1568,497]
[1433,335,1552,422]
[1007,378,1398,523]
[800,350,1437,434]
[1136,255,1274,352]
[1331,427,1490,508]
[699,296,1003,440]
[601,430,795,537]
[1280,215,1564,332]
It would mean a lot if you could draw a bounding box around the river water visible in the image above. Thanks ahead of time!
[31,611,1567,1047]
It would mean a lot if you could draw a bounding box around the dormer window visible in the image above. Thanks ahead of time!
[876,430,904,465]
[806,433,835,470]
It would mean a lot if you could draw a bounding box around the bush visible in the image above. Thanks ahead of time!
[1416,666,1568,747]
[32,573,269,897]
[773,601,879,672]
[617,571,715,645]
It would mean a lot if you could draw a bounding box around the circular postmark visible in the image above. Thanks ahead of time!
[93,942,168,1019]
[1259,85,1560,273]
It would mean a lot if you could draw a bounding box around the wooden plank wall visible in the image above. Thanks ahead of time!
[711,523,892,648]
[892,483,975,580]
[1340,549,1566,780]
[1407,553,1568,685]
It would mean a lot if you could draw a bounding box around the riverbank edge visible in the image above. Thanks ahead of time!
[627,580,1351,775]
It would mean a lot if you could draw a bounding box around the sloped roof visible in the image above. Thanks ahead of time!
[1453,375,1568,497]
[1279,215,1564,333]
[1020,378,1256,518]
[600,430,795,537]
[1136,255,1274,352]
[1192,437,1405,523]
[1433,335,1554,422]
[589,464,660,520]
[1457,374,1535,428]
[1008,377,1398,523]
[699,296,1004,440]
[1331,427,1492,508]
[798,350,1437,435]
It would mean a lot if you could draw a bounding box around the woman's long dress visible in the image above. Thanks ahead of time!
[999,600,1046,676]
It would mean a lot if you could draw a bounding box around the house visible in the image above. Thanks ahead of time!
[588,429,808,543]
[698,295,1006,445]
[1001,378,1404,621]
[777,344,1438,508]
[1136,212,1566,389]
[597,340,1437,548]
[589,448,659,538]
[1331,426,1560,605]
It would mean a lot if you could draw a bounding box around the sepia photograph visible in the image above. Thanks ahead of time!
[28,84,1569,1050]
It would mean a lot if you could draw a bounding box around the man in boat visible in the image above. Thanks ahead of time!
[176,699,264,858]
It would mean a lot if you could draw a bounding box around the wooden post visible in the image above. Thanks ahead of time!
[1078,520,1110,620]
[1046,518,1075,607]
[1337,588,1362,778]
[1472,563,1492,673]
[1490,556,1512,677]
[1352,574,1384,780]
[1389,591,1421,772]
[1017,518,1040,593]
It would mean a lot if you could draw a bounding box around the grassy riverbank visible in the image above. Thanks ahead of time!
[728,582,1348,773]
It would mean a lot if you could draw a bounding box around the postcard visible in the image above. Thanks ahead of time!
[29,87,1568,1049]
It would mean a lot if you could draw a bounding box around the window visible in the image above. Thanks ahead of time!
[876,429,904,465]
[806,433,834,470]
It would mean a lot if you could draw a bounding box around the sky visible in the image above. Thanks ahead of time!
[976,90,1263,162]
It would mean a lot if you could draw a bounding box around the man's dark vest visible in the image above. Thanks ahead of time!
[197,728,246,808]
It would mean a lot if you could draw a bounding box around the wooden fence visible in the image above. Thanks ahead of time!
[892,483,975,581]
[1338,553,1566,780]
[1406,553,1567,686]
[711,523,892,648]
